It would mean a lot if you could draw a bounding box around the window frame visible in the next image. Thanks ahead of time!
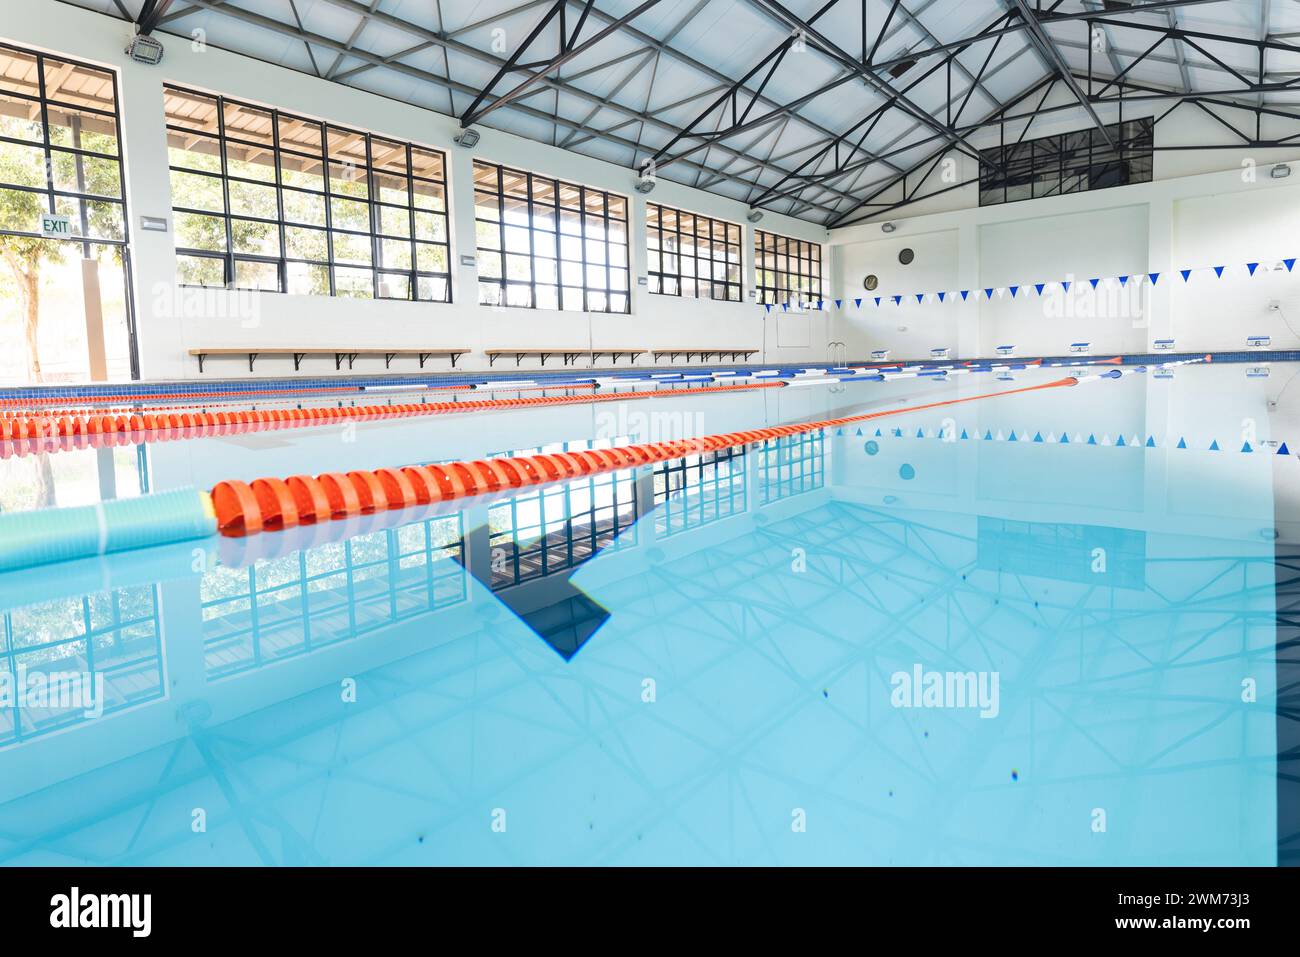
[978,118,1154,207]
[754,229,823,307]
[163,84,452,302]
[0,40,130,248]
[645,201,743,302]
[473,158,630,313]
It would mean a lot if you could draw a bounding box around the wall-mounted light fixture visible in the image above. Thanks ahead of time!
[881,221,897,233]
[746,209,764,223]
[453,128,481,148]
[1271,163,1291,179]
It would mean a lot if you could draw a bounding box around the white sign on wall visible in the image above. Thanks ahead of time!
[40,214,71,239]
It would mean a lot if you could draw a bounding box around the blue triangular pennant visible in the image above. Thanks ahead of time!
[960,290,969,301]
[1059,433,1069,444]
[1087,434,1097,445]
[1008,430,1018,442]
[1279,442,1291,455]
[1213,266,1224,277]
[1284,259,1296,273]
[1180,269,1191,282]
[1247,262,1259,275]
[835,299,842,308]
[1148,272,1159,285]
[915,294,924,304]
[1032,431,1043,442]
[1062,281,1071,291]
[893,295,902,305]
[1034,283,1045,296]
[1009,285,1019,298]
[1209,439,1220,450]
[984,288,994,299]
[1177,437,1187,449]
[764,304,772,313]
[854,298,862,308]
[983,430,992,440]
[938,292,946,302]
[1115,434,1126,447]
[1089,278,1100,289]
[874,297,882,306]
[1145,436,1155,447]
[1241,441,1253,452]
[1118,275,1129,286]
[959,429,968,439]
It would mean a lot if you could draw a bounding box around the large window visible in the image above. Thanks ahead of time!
[646,202,742,301]
[473,160,629,312]
[0,42,136,382]
[755,229,822,306]
[163,86,451,301]
[978,118,1154,207]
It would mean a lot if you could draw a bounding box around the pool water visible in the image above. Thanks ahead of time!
[0,361,1291,865]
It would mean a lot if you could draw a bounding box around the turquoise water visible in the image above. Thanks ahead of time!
[0,362,1287,865]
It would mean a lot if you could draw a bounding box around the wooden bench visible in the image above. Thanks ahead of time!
[651,348,758,364]
[190,347,470,373]
[485,347,647,368]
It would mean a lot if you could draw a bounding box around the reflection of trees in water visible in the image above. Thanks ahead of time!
[32,453,56,509]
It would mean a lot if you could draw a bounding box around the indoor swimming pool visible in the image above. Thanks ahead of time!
[0,358,1290,865]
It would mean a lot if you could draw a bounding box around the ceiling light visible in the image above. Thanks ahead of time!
[746,209,764,223]
[453,128,480,148]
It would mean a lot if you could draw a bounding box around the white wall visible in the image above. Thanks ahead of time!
[830,161,1300,360]
[3,1,831,381]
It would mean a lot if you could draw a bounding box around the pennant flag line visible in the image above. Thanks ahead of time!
[761,256,1297,311]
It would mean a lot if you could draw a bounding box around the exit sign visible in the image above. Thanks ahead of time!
[40,214,71,238]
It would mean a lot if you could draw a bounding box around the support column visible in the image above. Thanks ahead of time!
[1146,196,1174,349]
[956,219,981,358]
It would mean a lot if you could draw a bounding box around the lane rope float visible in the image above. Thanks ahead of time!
[0,374,1080,572]
[0,380,790,458]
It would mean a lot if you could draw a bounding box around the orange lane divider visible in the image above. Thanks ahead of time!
[211,376,1079,536]
[0,380,786,457]
[0,379,597,419]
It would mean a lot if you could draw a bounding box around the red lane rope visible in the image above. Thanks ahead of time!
[211,376,1078,536]
[0,380,786,459]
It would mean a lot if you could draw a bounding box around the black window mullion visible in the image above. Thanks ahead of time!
[602,203,610,312]
[526,172,538,308]
[322,125,336,296]
[366,133,380,300]
[550,177,561,308]
[406,143,417,300]
[496,165,507,304]
[213,95,235,287]
[270,109,286,293]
